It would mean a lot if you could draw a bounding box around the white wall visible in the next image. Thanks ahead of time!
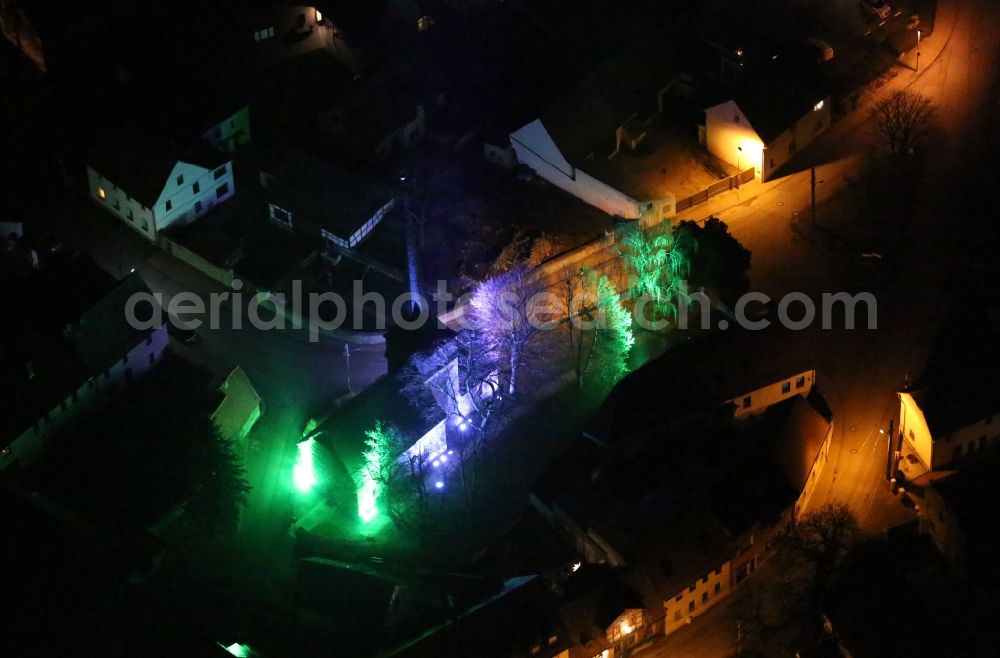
[0,324,169,471]
[153,161,235,232]
[902,392,1000,469]
[511,119,643,219]
[88,167,157,241]
[795,422,832,518]
[899,392,936,470]
[705,101,764,175]
[761,99,831,181]
[728,369,815,419]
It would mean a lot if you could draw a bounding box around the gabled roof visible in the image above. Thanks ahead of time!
[66,273,157,372]
[696,37,831,144]
[266,149,398,239]
[588,325,815,441]
[211,366,261,441]
[0,254,157,444]
[314,372,437,476]
[88,126,230,207]
[908,303,1000,436]
[535,389,831,569]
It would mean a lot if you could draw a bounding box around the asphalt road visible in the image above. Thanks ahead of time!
[633,0,1000,652]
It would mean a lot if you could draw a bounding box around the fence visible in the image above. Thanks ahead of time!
[675,167,755,213]
[158,235,236,288]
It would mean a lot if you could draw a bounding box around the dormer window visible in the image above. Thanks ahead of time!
[98,187,106,199]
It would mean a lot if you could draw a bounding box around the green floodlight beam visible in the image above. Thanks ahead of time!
[357,472,379,522]
[293,438,318,493]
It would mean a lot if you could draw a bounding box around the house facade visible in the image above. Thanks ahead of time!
[704,97,831,181]
[88,160,234,242]
[898,390,1000,472]
[727,368,816,419]
[211,366,263,441]
[1,272,169,471]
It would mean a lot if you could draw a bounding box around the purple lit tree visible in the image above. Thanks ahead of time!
[468,265,548,396]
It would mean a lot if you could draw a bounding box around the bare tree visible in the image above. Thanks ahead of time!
[399,333,508,507]
[468,265,549,395]
[869,90,936,158]
[779,503,859,608]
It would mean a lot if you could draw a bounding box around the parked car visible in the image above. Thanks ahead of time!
[861,0,891,20]
[163,311,200,344]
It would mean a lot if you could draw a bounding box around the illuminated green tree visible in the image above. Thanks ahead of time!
[357,421,428,527]
[619,225,694,322]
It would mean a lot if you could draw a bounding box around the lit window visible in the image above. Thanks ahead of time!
[417,15,433,31]
[1,445,10,457]
[814,100,825,112]
[315,9,322,22]
[98,187,106,199]
[548,635,557,645]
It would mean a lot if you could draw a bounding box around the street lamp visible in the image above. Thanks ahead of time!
[736,146,743,188]
[915,29,922,72]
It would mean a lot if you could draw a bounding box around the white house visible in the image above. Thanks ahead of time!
[704,96,831,181]
[1,268,169,471]
[507,39,680,224]
[87,126,236,242]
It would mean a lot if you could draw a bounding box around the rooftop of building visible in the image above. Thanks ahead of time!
[265,148,399,238]
[313,371,437,476]
[0,254,158,445]
[907,302,1000,436]
[87,124,230,207]
[534,390,831,587]
[588,326,816,441]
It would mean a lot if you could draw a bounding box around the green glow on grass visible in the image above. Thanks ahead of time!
[293,438,318,493]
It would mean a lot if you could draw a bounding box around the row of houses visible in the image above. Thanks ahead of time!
[503,27,833,224]
[294,326,833,657]
[0,251,261,473]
